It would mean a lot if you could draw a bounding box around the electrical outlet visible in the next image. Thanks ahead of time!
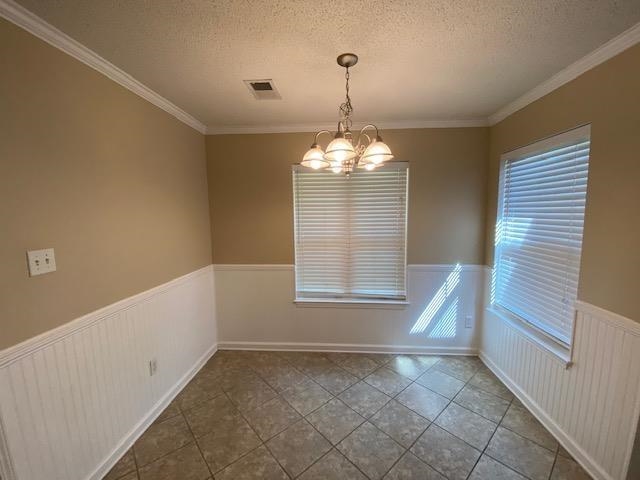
[27,248,57,276]
[465,315,473,328]
[149,359,158,376]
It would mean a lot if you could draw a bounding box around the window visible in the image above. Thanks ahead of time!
[293,162,408,303]
[493,125,590,346]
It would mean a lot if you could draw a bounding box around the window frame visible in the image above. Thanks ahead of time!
[491,124,591,360]
[292,162,409,306]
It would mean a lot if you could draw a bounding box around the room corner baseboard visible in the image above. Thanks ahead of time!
[89,344,217,480]
[218,341,478,356]
[479,351,612,480]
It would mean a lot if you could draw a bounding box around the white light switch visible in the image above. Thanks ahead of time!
[27,248,56,276]
[465,315,473,328]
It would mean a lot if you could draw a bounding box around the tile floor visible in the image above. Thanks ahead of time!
[104,351,592,480]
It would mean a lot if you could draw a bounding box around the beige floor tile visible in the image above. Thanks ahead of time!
[242,397,301,440]
[337,422,405,480]
[416,368,465,399]
[280,378,333,415]
[259,365,309,392]
[225,378,278,413]
[468,455,527,479]
[338,355,380,378]
[364,367,412,396]
[311,365,359,395]
[176,381,215,411]
[154,399,181,424]
[501,404,558,451]
[369,399,430,448]
[138,443,209,480]
[486,427,555,480]
[435,403,497,450]
[469,370,514,401]
[297,449,367,480]
[550,455,592,480]
[385,452,446,480]
[338,381,391,418]
[104,448,136,480]
[134,415,194,467]
[411,425,481,480]
[197,415,261,472]
[307,398,365,445]
[396,383,449,421]
[183,395,238,438]
[387,355,429,380]
[266,420,332,477]
[433,356,480,382]
[453,384,510,423]
[213,445,288,480]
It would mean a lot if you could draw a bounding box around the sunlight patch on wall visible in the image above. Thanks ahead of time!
[410,263,461,335]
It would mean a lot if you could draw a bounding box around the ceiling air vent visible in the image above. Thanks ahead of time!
[243,79,281,100]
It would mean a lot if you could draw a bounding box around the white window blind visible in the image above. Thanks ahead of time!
[494,125,590,345]
[293,163,408,301]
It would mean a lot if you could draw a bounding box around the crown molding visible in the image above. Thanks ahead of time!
[0,0,206,134]
[205,118,489,135]
[489,21,640,126]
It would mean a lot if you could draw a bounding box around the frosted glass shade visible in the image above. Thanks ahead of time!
[324,137,357,163]
[361,139,394,164]
[301,145,329,169]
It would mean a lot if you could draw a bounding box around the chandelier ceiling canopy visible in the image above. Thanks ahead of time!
[300,53,394,175]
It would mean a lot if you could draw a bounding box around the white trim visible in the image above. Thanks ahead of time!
[218,341,477,356]
[479,351,613,480]
[575,300,640,336]
[205,118,489,135]
[489,22,640,125]
[407,264,488,273]
[0,0,206,134]
[294,298,409,309]
[0,264,213,367]
[501,124,591,161]
[213,264,295,271]
[88,344,217,480]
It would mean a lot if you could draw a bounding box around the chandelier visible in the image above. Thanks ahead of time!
[300,53,394,175]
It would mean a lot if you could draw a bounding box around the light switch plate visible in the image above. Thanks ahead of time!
[27,248,56,276]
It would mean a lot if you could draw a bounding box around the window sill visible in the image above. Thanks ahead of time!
[486,306,573,367]
[294,298,409,309]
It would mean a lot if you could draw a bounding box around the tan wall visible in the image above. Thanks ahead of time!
[486,44,640,322]
[0,19,212,349]
[206,127,489,265]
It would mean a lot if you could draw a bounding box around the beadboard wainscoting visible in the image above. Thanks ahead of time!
[214,264,484,354]
[481,294,640,480]
[0,266,217,480]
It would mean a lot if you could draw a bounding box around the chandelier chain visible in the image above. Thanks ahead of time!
[339,67,353,130]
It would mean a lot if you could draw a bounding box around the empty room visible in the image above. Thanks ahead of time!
[1,1,640,479]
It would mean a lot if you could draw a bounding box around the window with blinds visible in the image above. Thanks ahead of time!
[293,162,408,302]
[493,125,590,346]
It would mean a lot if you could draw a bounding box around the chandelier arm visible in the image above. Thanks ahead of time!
[355,124,380,149]
[313,130,332,146]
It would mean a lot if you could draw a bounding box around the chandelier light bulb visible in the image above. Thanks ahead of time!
[364,163,376,171]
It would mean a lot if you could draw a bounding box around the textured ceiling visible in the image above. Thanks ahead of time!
[14,0,640,130]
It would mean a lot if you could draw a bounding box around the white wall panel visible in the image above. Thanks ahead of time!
[480,274,640,480]
[0,266,217,480]
[214,264,484,354]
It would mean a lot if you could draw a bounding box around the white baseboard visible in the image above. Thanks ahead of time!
[90,344,217,480]
[479,351,610,480]
[218,341,477,356]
